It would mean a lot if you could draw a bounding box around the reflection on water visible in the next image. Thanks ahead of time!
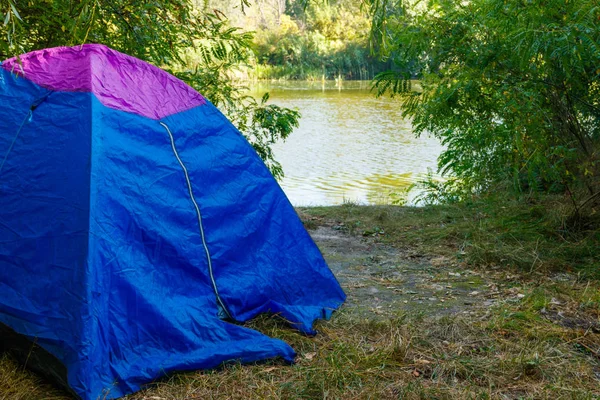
[251,80,443,206]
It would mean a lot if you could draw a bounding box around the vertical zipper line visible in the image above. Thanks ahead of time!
[159,121,232,320]
[0,91,54,177]
[0,109,32,177]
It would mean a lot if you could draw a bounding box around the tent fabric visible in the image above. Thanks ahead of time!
[0,44,345,400]
[1,45,205,119]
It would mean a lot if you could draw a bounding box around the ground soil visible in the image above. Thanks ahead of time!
[309,223,590,325]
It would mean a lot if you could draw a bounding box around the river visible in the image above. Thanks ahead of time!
[251,80,443,206]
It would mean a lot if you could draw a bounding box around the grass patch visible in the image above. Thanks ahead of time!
[0,355,68,400]
[6,307,597,399]
[6,308,597,399]
[300,195,600,278]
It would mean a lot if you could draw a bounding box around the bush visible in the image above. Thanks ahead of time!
[370,0,600,213]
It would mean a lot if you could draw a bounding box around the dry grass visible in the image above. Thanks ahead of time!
[1,200,599,399]
[0,355,67,400]
[3,289,599,400]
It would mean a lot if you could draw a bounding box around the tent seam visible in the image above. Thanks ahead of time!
[159,121,232,320]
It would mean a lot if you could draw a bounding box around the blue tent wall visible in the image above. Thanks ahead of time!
[0,62,345,400]
[160,104,346,332]
[0,71,94,393]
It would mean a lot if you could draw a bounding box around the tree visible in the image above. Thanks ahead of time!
[250,0,387,80]
[0,0,299,179]
[369,0,600,211]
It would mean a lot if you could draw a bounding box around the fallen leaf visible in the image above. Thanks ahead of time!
[304,352,316,361]
[412,370,421,377]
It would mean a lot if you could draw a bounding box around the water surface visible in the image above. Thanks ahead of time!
[251,80,442,206]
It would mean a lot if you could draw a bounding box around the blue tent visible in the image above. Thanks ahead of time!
[0,44,345,400]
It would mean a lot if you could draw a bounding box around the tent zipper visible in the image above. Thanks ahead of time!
[0,92,52,177]
[159,121,232,320]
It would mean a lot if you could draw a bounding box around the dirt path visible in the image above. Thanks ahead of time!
[310,225,533,319]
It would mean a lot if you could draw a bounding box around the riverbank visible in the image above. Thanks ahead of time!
[1,198,599,399]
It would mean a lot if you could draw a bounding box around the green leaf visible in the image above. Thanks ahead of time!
[9,2,20,21]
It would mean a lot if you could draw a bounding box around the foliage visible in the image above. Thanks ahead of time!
[0,0,299,179]
[369,0,600,212]
[413,169,463,205]
[247,0,388,80]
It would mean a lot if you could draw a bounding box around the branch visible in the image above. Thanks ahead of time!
[578,190,600,210]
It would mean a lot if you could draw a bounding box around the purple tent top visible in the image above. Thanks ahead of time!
[1,44,206,120]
